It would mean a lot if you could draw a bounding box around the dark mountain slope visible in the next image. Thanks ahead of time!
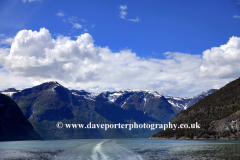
[152,77,240,139]
[9,82,164,139]
[0,93,41,141]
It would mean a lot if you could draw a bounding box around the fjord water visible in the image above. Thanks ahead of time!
[1,139,240,160]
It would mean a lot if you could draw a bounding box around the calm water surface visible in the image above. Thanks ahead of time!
[1,139,240,160]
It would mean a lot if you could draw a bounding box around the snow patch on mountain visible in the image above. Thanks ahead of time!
[71,90,100,101]
[48,83,60,93]
[108,92,123,103]
[143,98,147,106]
[168,100,183,108]
[87,92,101,100]
[0,88,23,97]
[122,89,163,97]
[120,95,132,108]
[165,96,193,111]
[1,92,16,97]
[121,101,126,108]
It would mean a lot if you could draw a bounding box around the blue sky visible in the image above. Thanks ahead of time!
[0,0,240,97]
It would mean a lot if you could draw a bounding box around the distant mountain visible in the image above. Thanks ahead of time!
[152,77,240,140]
[72,89,176,122]
[71,88,217,114]
[1,88,22,97]
[0,93,41,141]
[1,82,217,139]
[165,89,217,111]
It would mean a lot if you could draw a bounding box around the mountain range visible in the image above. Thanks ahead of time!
[1,81,216,139]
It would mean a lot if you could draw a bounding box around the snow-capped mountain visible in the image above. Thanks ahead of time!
[1,82,217,115]
[1,88,22,97]
[71,89,162,103]
[165,89,218,111]
[164,96,192,112]
[0,81,217,139]
[72,89,167,108]
[71,88,217,113]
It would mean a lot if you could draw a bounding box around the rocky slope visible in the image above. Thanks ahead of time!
[0,93,41,141]
[152,77,240,140]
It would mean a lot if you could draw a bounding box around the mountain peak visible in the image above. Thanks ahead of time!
[118,89,163,97]
[195,89,218,98]
[43,81,60,85]
[2,88,20,92]
[1,88,22,97]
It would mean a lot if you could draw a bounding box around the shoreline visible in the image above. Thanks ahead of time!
[0,149,65,160]
[149,136,240,140]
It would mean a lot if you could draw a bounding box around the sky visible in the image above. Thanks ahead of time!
[0,0,240,97]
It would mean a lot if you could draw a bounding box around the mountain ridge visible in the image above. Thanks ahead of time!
[1,81,217,139]
[1,82,217,114]
[2,81,174,139]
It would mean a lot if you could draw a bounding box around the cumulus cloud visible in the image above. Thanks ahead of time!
[200,36,240,79]
[119,5,139,22]
[0,28,239,97]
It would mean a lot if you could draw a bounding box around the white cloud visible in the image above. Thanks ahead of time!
[22,0,41,3]
[56,12,65,17]
[119,5,128,19]
[0,34,14,46]
[0,68,31,90]
[68,17,83,30]
[119,5,139,22]
[200,36,240,79]
[55,13,91,32]
[56,14,83,30]
[2,38,14,45]
[233,15,240,19]
[68,16,78,23]
[129,17,140,22]
[0,28,239,97]
[72,23,82,29]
